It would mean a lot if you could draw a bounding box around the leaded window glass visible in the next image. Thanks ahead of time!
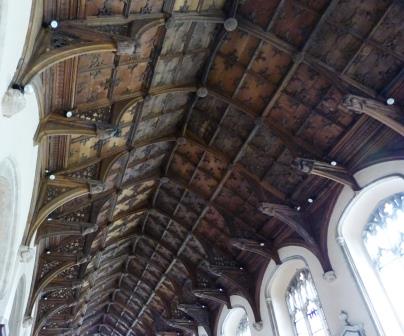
[363,192,404,326]
[236,312,251,336]
[285,269,329,336]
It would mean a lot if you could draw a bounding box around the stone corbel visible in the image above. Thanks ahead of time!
[23,316,33,328]
[322,270,337,282]
[166,318,197,335]
[253,321,263,331]
[342,94,404,136]
[37,220,98,242]
[1,88,26,118]
[292,158,360,191]
[19,245,35,263]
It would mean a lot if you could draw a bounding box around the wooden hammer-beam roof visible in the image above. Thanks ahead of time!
[22,0,403,335]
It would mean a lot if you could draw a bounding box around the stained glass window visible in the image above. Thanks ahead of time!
[236,312,251,336]
[285,269,329,336]
[222,308,251,336]
[363,192,404,326]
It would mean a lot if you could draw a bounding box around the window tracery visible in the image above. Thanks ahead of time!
[363,192,404,326]
[221,307,251,336]
[285,269,329,336]
[236,312,250,336]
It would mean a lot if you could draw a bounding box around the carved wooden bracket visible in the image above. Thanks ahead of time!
[36,220,98,242]
[34,301,77,336]
[259,203,316,245]
[292,158,360,190]
[34,115,96,144]
[192,288,230,308]
[177,303,211,336]
[166,318,197,335]
[230,238,281,264]
[342,94,404,136]
[16,26,117,86]
[205,263,262,324]
[28,255,91,315]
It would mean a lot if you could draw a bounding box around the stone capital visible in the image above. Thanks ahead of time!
[19,245,35,263]
[1,88,27,118]
[23,316,33,328]
[322,270,337,282]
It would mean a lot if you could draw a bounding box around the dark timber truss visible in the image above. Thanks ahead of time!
[17,0,404,335]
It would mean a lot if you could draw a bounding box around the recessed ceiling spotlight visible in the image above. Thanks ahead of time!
[386,97,395,106]
[239,266,244,270]
[219,288,224,292]
[46,249,51,255]
[330,161,337,166]
[259,242,265,247]
[307,198,314,204]
[296,205,301,211]
[48,174,56,180]
[196,87,208,98]
[65,110,74,118]
[49,20,59,29]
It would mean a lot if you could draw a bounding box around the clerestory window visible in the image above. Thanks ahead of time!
[363,192,404,327]
[285,269,329,336]
[236,311,251,336]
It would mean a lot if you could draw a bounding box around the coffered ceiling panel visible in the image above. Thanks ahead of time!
[20,0,404,335]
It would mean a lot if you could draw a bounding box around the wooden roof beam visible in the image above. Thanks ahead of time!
[164,318,197,336]
[26,255,91,319]
[184,134,287,201]
[230,238,280,264]
[192,288,230,308]
[342,94,404,137]
[292,158,360,191]
[236,17,379,98]
[177,304,211,336]
[207,90,323,159]
[66,11,225,28]
[258,203,317,246]
[34,302,77,336]
[36,220,98,242]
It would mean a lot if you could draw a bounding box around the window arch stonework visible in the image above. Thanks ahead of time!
[0,158,18,299]
[362,192,404,329]
[221,307,252,336]
[285,269,329,336]
[337,173,404,335]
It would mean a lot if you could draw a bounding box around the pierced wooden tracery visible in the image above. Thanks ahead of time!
[23,0,404,335]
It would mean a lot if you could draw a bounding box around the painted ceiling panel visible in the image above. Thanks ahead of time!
[22,0,403,335]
